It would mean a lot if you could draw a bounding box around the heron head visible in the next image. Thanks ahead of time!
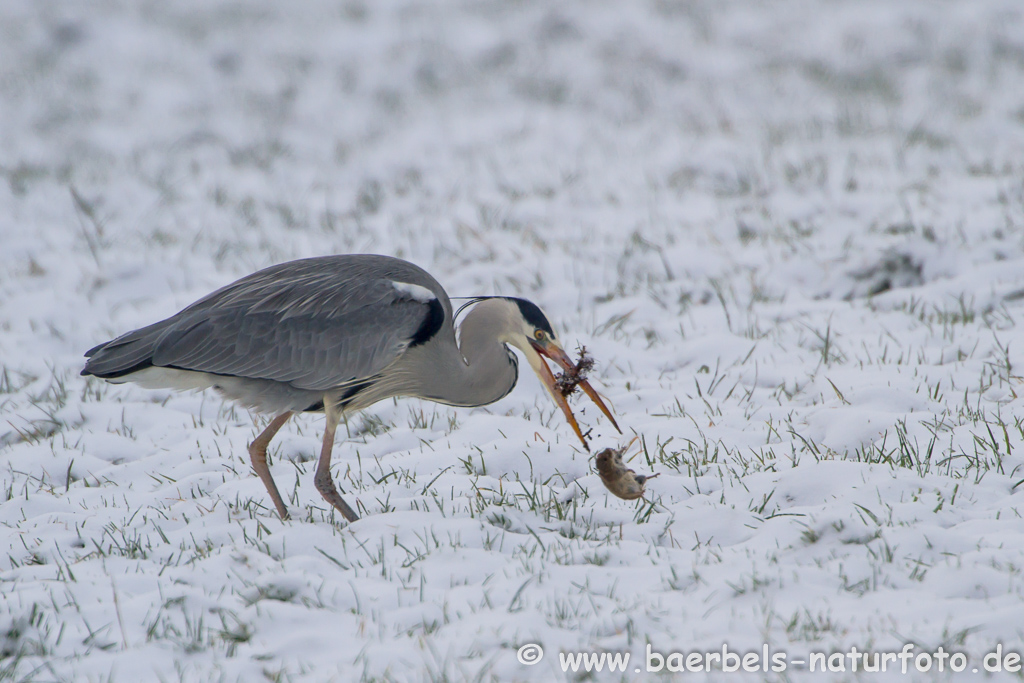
[500,298,621,450]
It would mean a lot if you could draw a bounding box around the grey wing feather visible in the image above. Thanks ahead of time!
[151,295,426,390]
[83,255,451,391]
[82,318,183,377]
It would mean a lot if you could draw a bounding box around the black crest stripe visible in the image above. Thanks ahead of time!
[511,298,554,335]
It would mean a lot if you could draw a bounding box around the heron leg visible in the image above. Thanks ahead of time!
[314,402,360,523]
[248,412,293,520]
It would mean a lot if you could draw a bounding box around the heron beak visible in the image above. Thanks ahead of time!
[526,338,621,451]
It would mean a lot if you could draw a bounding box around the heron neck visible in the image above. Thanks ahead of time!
[422,302,519,408]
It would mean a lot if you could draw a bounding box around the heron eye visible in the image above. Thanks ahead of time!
[534,329,545,341]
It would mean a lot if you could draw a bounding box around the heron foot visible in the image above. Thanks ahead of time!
[248,412,293,520]
[315,405,360,523]
[313,468,360,523]
[248,441,291,520]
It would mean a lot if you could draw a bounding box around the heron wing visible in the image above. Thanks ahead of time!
[85,256,449,392]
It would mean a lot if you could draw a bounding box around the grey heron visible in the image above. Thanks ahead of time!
[81,254,620,522]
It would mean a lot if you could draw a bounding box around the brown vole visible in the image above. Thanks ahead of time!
[595,441,659,500]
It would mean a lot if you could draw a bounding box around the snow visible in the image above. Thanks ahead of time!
[3,0,1024,681]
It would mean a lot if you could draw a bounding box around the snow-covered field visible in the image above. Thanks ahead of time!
[4,0,1024,680]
